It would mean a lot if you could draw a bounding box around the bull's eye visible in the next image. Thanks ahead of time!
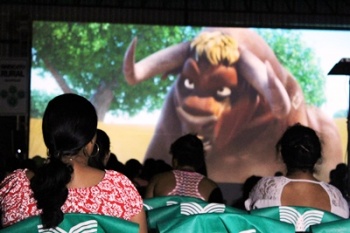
[217,87,231,97]
[184,78,195,90]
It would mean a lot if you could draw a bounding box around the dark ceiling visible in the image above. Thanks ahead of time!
[1,0,349,14]
[1,0,350,29]
[0,0,349,14]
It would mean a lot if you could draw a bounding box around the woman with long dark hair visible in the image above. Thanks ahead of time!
[0,93,147,232]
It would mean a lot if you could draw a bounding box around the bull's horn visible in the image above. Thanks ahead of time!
[237,47,291,118]
[123,37,190,85]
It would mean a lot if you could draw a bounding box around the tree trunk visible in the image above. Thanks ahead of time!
[90,81,114,121]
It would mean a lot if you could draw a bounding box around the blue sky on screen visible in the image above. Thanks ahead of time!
[31,28,350,123]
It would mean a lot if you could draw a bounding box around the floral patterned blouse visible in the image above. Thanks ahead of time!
[0,169,143,227]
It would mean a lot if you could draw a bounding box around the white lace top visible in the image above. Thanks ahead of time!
[244,176,349,218]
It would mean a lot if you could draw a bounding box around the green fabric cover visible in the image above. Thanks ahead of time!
[157,212,295,233]
[250,206,344,232]
[143,195,247,232]
[310,219,350,233]
[0,213,139,233]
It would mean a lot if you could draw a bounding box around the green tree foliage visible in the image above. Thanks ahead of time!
[32,22,200,119]
[30,90,58,118]
[255,28,326,107]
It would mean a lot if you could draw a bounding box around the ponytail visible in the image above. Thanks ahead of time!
[30,157,73,228]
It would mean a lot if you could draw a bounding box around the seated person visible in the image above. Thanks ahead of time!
[145,134,224,203]
[0,94,147,233]
[88,128,111,170]
[245,123,349,218]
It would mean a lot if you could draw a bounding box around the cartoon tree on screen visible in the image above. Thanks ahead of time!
[256,29,326,107]
[32,22,200,119]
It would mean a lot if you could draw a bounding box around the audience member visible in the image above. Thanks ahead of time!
[88,129,111,170]
[145,133,224,203]
[134,158,173,197]
[125,158,143,181]
[232,175,262,210]
[139,158,172,182]
[245,123,349,218]
[18,157,37,173]
[31,155,46,173]
[124,158,147,197]
[0,93,147,232]
[329,163,348,198]
[105,152,127,174]
[138,158,156,181]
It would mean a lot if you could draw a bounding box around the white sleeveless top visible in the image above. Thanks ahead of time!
[244,176,349,218]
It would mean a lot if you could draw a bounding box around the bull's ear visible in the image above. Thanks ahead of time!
[237,47,291,118]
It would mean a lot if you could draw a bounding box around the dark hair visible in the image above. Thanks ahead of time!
[170,134,205,171]
[88,129,110,170]
[276,123,322,173]
[139,158,172,181]
[105,153,126,174]
[30,93,97,228]
[124,158,143,180]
